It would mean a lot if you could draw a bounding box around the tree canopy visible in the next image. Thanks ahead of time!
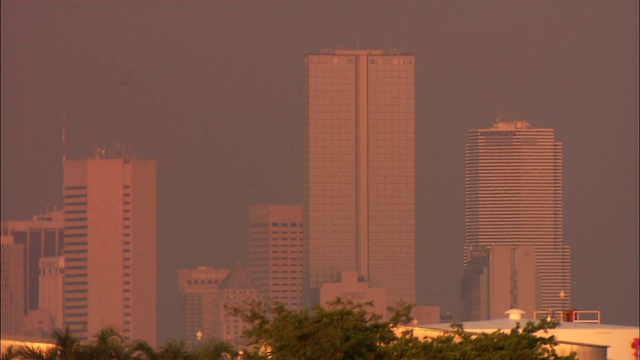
[3,299,575,360]
[231,298,576,360]
[2,327,237,360]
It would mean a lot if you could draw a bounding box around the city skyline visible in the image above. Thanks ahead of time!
[1,0,637,344]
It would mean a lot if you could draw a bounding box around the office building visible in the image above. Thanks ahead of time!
[319,271,387,318]
[38,256,65,330]
[177,266,229,345]
[463,119,571,315]
[303,48,416,307]
[1,236,25,335]
[461,245,538,321]
[62,145,157,345]
[212,261,259,348]
[248,205,303,311]
[1,208,64,313]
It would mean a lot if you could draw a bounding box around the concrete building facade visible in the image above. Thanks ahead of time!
[461,245,538,321]
[319,271,387,318]
[463,119,571,314]
[177,266,229,345]
[1,208,64,313]
[212,262,259,348]
[1,236,25,335]
[62,149,156,345]
[303,48,416,307]
[38,256,65,330]
[248,205,303,311]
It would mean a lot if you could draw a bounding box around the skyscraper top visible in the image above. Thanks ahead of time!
[88,141,136,161]
[315,48,413,55]
[492,115,532,130]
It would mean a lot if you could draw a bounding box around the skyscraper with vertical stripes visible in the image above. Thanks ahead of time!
[62,146,156,345]
[463,118,571,315]
[303,48,416,307]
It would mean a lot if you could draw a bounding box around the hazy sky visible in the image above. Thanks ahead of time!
[2,0,638,343]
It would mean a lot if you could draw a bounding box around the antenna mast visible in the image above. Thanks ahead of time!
[62,112,67,166]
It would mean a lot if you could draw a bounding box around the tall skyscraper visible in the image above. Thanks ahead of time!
[177,266,229,345]
[62,146,156,345]
[1,208,64,313]
[463,118,571,314]
[248,205,304,311]
[303,48,416,307]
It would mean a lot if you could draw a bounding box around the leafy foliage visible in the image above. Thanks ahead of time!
[230,298,409,360]
[232,298,576,360]
[2,302,575,360]
[2,327,238,360]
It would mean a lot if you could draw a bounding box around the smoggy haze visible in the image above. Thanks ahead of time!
[1,0,638,343]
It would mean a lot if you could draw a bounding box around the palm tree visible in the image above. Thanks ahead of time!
[52,327,81,360]
[0,345,18,360]
[194,339,238,360]
[125,340,158,360]
[5,345,56,360]
[157,339,192,360]
[90,326,127,360]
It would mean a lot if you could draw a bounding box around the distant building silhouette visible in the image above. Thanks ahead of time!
[1,208,64,314]
[461,245,538,320]
[212,261,259,348]
[1,236,25,335]
[177,266,229,346]
[462,118,571,319]
[62,146,157,345]
[248,205,303,311]
[303,48,416,307]
[319,271,387,318]
[410,305,441,325]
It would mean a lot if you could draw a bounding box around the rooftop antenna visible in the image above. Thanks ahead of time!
[62,112,67,167]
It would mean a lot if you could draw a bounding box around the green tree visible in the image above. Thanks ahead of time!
[3,345,56,360]
[193,339,237,360]
[232,298,575,360]
[52,327,82,360]
[231,298,412,360]
[157,339,191,360]
[2,327,241,360]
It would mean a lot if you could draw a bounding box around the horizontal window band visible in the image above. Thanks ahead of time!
[64,202,87,206]
[64,194,87,199]
[64,186,87,190]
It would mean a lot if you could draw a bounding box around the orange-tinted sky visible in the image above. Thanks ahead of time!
[2,0,638,343]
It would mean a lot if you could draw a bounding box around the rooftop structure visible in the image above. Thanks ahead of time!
[409,309,638,360]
